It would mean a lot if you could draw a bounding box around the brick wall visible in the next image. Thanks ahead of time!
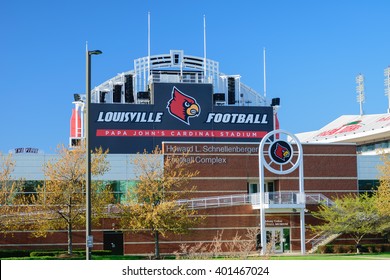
[1,142,361,254]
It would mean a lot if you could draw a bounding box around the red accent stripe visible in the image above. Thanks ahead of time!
[275,113,280,139]
[96,129,268,139]
[70,109,81,137]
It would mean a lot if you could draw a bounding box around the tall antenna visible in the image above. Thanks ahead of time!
[355,73,365,116]
[147,12,151,87]
[263,47,267,98]
[203,15,207,82]
[385,66,390,113]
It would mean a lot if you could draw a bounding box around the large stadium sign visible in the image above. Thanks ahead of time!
[90,83,273,153]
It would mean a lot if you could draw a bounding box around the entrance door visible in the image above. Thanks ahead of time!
[103,231,124,255]
[266,228,286,253]
[283,228,291,252]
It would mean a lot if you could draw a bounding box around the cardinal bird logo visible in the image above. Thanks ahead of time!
[273,143,290,162]
[167,87,200,125]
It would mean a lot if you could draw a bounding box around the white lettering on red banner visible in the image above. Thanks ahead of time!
[96,129,267,138]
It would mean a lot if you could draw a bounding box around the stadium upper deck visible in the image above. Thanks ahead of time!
[81,50,267,106]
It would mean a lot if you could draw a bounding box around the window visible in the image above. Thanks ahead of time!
[248,181,275,194]
[173,53,180,65]
[248,183,258,194]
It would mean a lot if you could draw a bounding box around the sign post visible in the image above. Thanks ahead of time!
[258,129,305,255]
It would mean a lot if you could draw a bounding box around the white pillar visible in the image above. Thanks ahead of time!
[299,157,306,254]
[259,158,266,256]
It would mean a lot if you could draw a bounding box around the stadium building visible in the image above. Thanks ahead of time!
[296,113,390,192]
[1,49,389,255]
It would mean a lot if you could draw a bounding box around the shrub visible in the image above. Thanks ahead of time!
[333,245,345,254]
[28,249,111,257]
[367,246,375,253]
[30,251,60,257]
[345,245,355,253]
[0,250,31,258]
[92,250,112,256]
[320,244,390,254]
[374,245,383,253]
[318,245,333,254]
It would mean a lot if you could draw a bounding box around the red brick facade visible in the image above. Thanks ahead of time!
[0,142,359,254]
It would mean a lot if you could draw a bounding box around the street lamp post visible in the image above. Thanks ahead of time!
[86,48,102,260]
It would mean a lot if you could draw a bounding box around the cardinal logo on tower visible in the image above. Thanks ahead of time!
[167,87,200,125]
[270,141,292,164]
[274,143,290,161]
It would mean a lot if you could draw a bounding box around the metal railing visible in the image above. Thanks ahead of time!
[176,193,251,209]
[305,193,335,206]
[177,192,332,210]
[307,232,341,254]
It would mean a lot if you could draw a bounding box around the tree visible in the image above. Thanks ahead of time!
[375,152,390,217]
[16,144,114,255]
[0,152,24,233]
[117,147,203,259]
[310,193,384,253]
[373,152,390,236]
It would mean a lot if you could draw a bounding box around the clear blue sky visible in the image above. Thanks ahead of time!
[1,0,390,153]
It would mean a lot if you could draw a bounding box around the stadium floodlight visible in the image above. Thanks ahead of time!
[355,74,365,116]
[88,50,102,56]
[385,67,390,113]
[85,48,102,260]
[74,94,81,101]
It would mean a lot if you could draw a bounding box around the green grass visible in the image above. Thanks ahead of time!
[91,253,390,260]
[2,252,390,260]
[269,253,390,260]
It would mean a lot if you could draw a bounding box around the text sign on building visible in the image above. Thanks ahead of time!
[163,142,259,166]
[90,83,273,153]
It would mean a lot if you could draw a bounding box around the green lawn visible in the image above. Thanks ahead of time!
[269,253,390,260]
[2,252,390,260]
[90,253,390,260]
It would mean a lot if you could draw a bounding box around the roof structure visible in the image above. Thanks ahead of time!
[90,49,267,106]
[295,113,390,145]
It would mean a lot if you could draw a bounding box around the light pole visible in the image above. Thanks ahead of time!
[86,48,102,260]
[355,73,365,116]
[384,67,390,113]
